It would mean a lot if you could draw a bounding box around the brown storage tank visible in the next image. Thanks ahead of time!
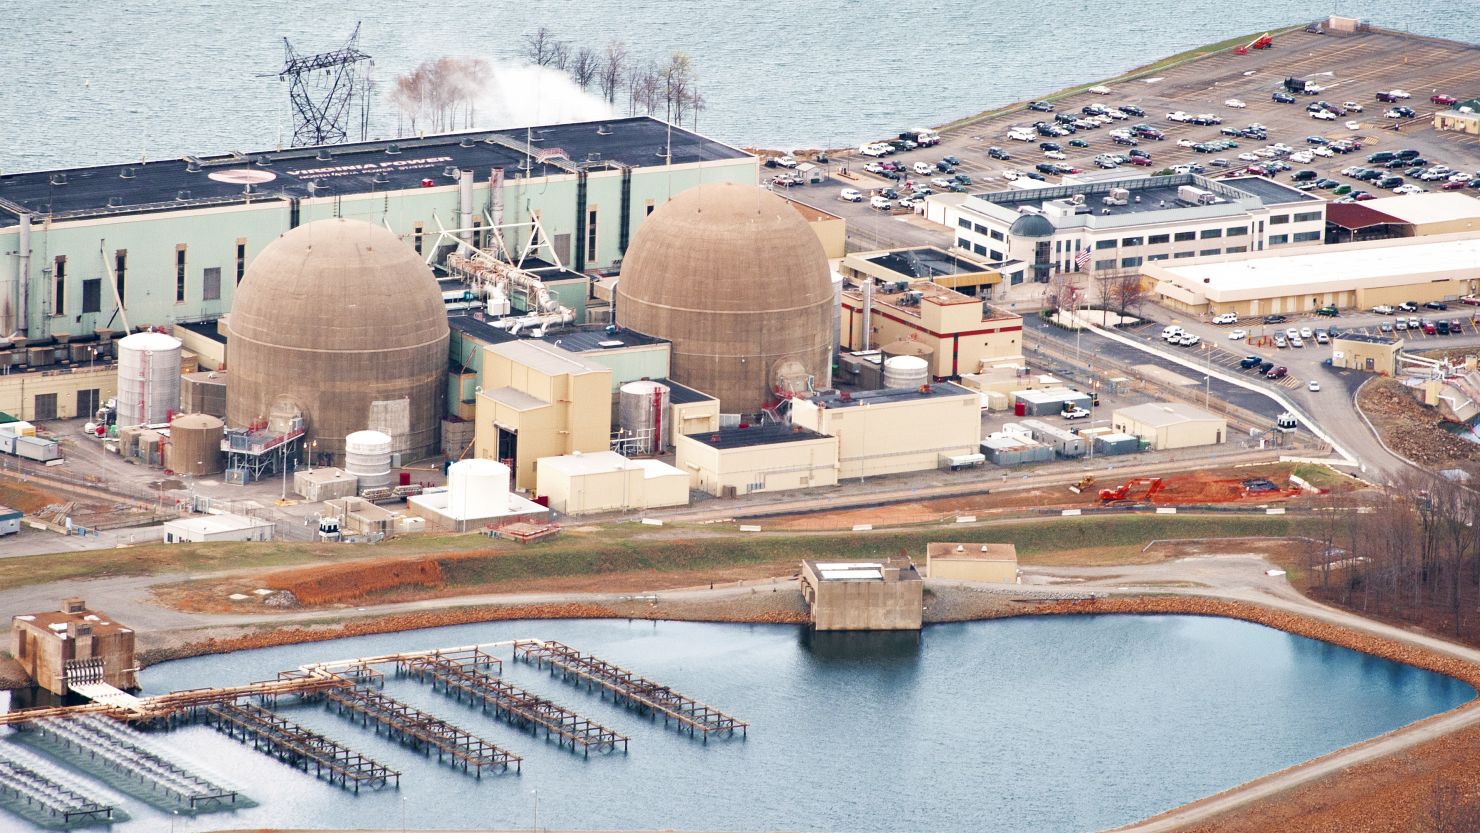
[615,182,833,415]
[881,339,934,362]
[224,218,449,463]
[167,414,224,475]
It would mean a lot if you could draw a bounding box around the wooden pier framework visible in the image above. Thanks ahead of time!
[0,749,118,827]
[397,648,628,757]
[199,700,399,793]
[314,668,521,778]
[512,640,747,741]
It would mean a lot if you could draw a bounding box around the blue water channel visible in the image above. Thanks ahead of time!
[1,615,1471,833]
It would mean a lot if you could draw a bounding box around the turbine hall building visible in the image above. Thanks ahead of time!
[0,117,756,341]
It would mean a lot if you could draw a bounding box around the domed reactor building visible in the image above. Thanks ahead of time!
[225,218,449,463]
[615,182,833,415]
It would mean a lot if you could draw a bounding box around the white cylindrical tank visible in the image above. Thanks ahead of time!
[883,355,930,389]
[618,380,670,455]
[344,429,394,490]
[115,332,182,427]
[829,270,844,388]
[449,458,510,519]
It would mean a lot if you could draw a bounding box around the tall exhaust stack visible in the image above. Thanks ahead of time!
[458,169,475,242]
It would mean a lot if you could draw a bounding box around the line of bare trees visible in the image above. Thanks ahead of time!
[523,27,705,129]
[388,56,492,135]
[1304,468,1480,640]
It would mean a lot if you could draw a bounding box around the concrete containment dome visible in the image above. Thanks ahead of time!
[615,182,833,414]
[224,218,449,462]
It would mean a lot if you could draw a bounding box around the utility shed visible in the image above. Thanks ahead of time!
[799,558,923,631]
[1013,388,1092,417]
[1112,402,1226,450]
[926,543,1019,583]
[0,504,20,536]
[1018,419,1086,458]
[1333,333,1403,375]
[161,513,275,543]
[293,467,359,502]
[11,598,137,695]
[981,434,1054,466]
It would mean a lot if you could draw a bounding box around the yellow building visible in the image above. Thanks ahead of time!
[784,197,847,260]
[0,364,115,422]
[1355,193,1480,238]
[838,280,1021,378]
[536,450,690,514]
[790,383,981,480]
[1112,402,1226,450]
[674,423,839,497]
[1148,232,1480,317]
[926,543,1019,583]
[1332,333,1404,375]
[473,340,612,490]
[1434,101,1480,135]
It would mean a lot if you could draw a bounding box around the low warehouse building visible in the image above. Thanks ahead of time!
[293,467,359,502]
[11,598,137,695]
[981,433,1054,466]
[1333,333,1404,375]
[1148,233,1480,317]
[799,558,923,631]
[790,383,981,479]
[674,424,838,497]
[1019,419,1086,458]
[161,513,275,543]
[1013,387,1093,417]
[537,451,690,515]
[926,543,1019,583]
[1112,402,1226,450]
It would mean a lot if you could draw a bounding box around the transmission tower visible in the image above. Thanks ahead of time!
[266,23,373,147]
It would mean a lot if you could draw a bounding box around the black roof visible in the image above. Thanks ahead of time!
[1221,175,1320,205]
[1334,332,1400,345]
[659,379,715,405]
[865,248,993,278]
[176,320,226,345]
[0,117,749,227]
[685,423,830,450]
[448,316,668,353]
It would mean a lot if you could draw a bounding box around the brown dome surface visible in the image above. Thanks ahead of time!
[615,182,833,413]
[225,218,448,461]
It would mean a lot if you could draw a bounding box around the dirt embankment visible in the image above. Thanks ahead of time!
[1358,377,1480,468]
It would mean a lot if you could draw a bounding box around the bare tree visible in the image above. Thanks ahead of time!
[1109,272,1147,317]
[389,57,492,134]
[689,85,705,130]
[661,52,695,125]
[569,46,599,90]
[627,61,661,116]
[599,40,628,104]
[548,40,572,72]
[523,27,559,66]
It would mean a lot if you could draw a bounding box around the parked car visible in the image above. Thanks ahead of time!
[1240,356,1263,369]
[1225,98,1246,108]
[1228,328,1249,340]
[1398,301,1419,312]
[1307,380,1321,391]
[870,196,892,211]
[1044,150,1067,160]
[1062,406,1091,420]
[988,147,1011,160]
[839,188,863,202]
[1424,301,1449,311]
[1311,109,1337,120]
[1266,366,1288,379]
[1315,305,1339,317]
[1274,335,1288,348]
[1212,312,1238,324]
[1373,304,1395,315]
[1264,314,1288,324]
[1432,93,1459,105]
[1272,92,1297,104]
[1028,101,1055,112]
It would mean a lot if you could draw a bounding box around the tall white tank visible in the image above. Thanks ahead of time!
[344,429,394,490]
[448,458,510,518]
[829,270,844,388]
[115,332,182,427]
[618,380,670,455]
[883,355,930,389]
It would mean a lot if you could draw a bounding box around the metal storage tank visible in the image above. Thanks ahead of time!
[166,414,224,475]
[615,182,833,414]
[224,218,449,463]
[344,430,394,490]
[448,458,511,518]
[883,355,929,389]
[881,339,934,363]
[618,380,671,455]
[116,331,182,427]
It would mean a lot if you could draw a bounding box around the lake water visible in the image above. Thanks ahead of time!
[1,1,1474,171]
[1,615,1469,833]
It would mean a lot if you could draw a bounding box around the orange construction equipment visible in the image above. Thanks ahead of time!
[1099,477,1165,503]
[1234,33,1273,55]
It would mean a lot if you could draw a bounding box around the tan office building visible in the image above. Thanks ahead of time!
[536,451,690,514]
[790,383,982,479]
[926,543,1019,583]
[838,281,1022,378]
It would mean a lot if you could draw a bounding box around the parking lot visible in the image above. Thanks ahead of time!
[822,26,1480,205]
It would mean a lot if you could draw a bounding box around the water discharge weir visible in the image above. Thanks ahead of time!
[513,640,747,740]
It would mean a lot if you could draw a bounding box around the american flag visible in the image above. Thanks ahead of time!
[1075,248,1091,269]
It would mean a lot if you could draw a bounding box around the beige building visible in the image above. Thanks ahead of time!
[1112,402,1226,450]
[790,383,981,479]
[674,423,839,497]
[1332,333,1404,375]
[474,340,613,490]
[926,543,1019,583]
[161,513,275,543]
[0,363,114,422]
[1434,101,1480,135]
[839,281,1022,378]
[1148,232,1480,317]
[11,598,137,695]
[784,197,847,260]
[840,247,1003,299]
[800,558,923,631]
[1356,194,1480,238]
[536,451,690,514]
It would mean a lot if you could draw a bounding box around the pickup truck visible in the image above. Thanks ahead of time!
[1062,406,1091,420]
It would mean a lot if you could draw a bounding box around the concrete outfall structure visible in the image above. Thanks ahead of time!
[10,598,136,695]
[224,218,449,464]
[615,182,834,415]
[799,558,923,631]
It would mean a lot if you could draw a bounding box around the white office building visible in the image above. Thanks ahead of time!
[925,174,1326,285]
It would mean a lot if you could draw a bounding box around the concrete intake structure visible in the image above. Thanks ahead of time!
[615,182,833,415]
[224,218,448,464]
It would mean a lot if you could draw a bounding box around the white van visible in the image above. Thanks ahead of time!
[839,188,863,202]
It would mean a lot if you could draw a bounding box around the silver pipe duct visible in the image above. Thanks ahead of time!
[458,169,475,242]
[16,212,31,337]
